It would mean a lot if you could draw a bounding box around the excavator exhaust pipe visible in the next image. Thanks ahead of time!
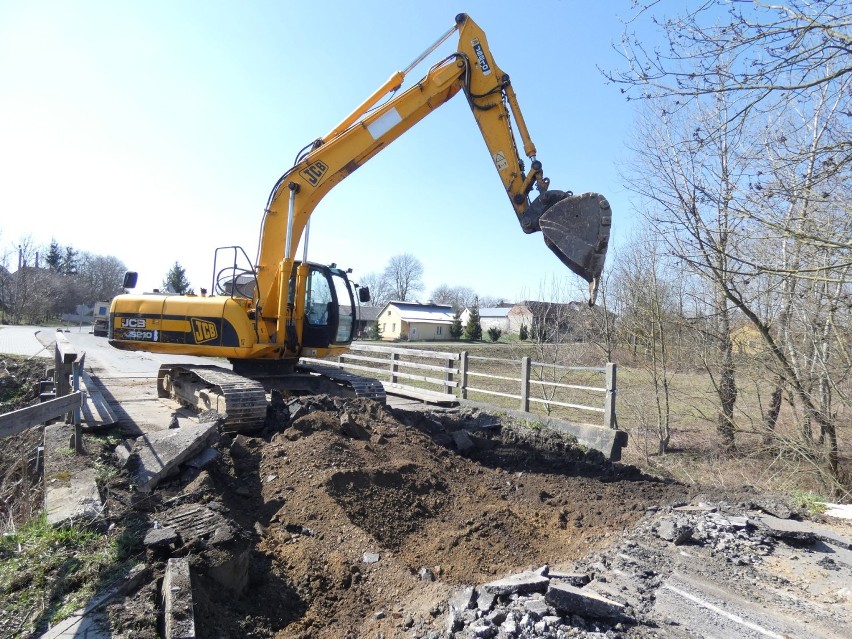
[532,191,611,306]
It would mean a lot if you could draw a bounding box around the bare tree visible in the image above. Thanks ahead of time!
[610,0,852,161]
[430,284,477,311]
[76,253,128,302]
[384,253,424,302]
[358,271,393,308]
[612,0,851,486]
[610,231,678,454]
[623,88,749,451]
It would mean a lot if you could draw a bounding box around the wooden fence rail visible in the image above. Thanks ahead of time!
[302,343,617,429]
[0,332,87,448]
[0,391,84,438]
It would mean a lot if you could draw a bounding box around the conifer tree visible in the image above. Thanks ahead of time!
[45,240,62,271]
[163,262,193,294]
[450,309,463,340]
[464,298,482,341]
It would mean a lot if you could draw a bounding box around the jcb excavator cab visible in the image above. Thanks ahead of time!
[293,263,359,349]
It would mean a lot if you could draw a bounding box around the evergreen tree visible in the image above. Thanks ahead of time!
[45,240,62,271]
[61,246,78,275]
[519,323,529,341]
[450,309,463,340]
[163,262,193,294]
[463,298,482,341]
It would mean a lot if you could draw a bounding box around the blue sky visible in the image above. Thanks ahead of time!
[0,0,643,303]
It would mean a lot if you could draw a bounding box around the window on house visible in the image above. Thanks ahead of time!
[392,323,396,332]
[382,323,386,332]
[436,326,443,335]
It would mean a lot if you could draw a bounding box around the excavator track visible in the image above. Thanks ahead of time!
[296,363,386,402]
[157,364,268,433]
[157,363,386,433]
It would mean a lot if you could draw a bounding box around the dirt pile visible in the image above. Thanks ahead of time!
[107,396,685,638]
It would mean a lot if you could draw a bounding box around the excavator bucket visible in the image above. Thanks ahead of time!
[538,192,611,305]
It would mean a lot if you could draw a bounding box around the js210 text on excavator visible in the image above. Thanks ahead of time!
[108,13,612,433]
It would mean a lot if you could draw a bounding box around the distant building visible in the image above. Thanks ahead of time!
[354,305,382,339]
[459,304,533,335]
[377,301,454,341]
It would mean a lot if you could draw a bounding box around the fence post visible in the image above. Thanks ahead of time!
[444,357,454,395]
[604,362,617,429]
[520,356,530,412]
[390,352,400,384]
[71,361,83,453]
[459,351,469,399]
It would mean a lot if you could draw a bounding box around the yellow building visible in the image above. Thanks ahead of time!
[377,301,454,341]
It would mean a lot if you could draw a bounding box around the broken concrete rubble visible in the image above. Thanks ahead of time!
[162,557,196,639]
[43,424,103,527]
[482,570,550,596]
[129,421,217,493]
[143,525,179,550]
[758,513,852,549]
[545,582,627,620]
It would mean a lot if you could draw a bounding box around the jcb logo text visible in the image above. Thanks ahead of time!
[300,161,328,186]
[121,318,147,328]
[191,318,218,343]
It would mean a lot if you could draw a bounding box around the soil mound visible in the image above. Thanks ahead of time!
[173,396,686,638]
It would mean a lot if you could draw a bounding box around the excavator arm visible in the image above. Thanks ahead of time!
[106,13,613,430]
[256,13,611,346]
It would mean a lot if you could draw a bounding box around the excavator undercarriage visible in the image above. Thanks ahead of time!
[157,363,385,433]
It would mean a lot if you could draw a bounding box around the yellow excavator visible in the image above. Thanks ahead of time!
[108,13,611,431]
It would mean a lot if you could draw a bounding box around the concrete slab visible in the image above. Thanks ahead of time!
[131,421,217,493]
[482,571,549,596]
[43,424,103,526]
[93,376,191,436]
[822,503,852,520]
[38,563,149,638]
[79,369,119,429]
[162,557,196,639]
[38,608,111,638]
[545,582,626,620]
[382,382,459,406]
[757,514,852,550]
[459,399,628,461]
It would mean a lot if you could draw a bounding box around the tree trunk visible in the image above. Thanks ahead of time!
[762,386,783,445]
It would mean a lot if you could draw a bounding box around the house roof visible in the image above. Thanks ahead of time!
[478,307,511,318]
[355,306,382,322]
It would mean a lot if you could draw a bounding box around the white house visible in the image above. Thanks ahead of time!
[460,304,533,335]
[377,301,454,341]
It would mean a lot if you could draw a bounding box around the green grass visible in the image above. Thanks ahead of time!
[792,491,829,515]
[0,515,127,635]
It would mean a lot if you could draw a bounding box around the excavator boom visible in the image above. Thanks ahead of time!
[107,13,613,430]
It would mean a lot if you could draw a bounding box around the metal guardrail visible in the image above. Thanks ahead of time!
[307,343,617,429]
